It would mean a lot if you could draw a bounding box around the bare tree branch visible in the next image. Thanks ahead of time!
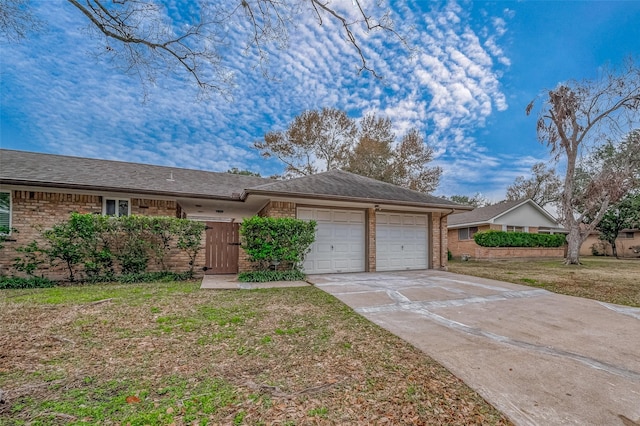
[0,0,406,97]
[527,61,640,264]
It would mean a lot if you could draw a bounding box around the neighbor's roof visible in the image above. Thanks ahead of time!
[245,169,469,209]
[0,149,271,200]
[447,199,558,227]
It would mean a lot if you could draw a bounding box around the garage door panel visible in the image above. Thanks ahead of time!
[316,210,333,221]
[299,208,365,274]
[376,213,428,272]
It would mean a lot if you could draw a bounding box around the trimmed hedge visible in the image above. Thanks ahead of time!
[238,270,306,283]
[473,230,566,248]
[240,216,316,271]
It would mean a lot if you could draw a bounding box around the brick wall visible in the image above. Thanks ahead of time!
[447,225,493,258]
[430,213,449,270]
[259,201,296,218]
[0,189,206,279]
[131,198,178,217]
[367,208,376,272]
[474,247,565,260]
[1,191,103,277]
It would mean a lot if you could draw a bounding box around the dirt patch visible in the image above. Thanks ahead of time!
[0,282,510,425]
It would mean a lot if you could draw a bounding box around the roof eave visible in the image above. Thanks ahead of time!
[447,221,489,229]
[0,178,244,202]
[244,189,473,211]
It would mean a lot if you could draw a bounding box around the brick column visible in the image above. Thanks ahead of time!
[366,208,376,272]
[431,212,448,270]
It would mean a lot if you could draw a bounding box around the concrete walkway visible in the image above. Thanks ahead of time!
[200,274,310,290]
[309,270,640,426]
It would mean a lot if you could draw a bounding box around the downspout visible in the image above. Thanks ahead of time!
[439,209,455,270]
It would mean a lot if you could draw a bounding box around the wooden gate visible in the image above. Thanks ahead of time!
[205,222,240,274]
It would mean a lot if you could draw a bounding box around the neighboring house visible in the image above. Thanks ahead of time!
[447,199,565,260]
[580,229,640,258]
[0,149,470,277]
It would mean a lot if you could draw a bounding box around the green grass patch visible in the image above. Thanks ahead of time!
[9,375,237,424]
[1,281,510,425]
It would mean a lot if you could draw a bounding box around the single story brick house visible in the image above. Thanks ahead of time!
[447,199,566,260]
[580,229,640,258]
[0,149,470,277]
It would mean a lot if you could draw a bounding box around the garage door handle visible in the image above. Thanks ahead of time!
[331,245,334,250]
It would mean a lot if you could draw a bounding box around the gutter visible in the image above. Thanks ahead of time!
[439,209,456,270]
[243,189,473,211]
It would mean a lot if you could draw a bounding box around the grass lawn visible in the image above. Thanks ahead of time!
[0,281,509,425]
[448,256,640,307]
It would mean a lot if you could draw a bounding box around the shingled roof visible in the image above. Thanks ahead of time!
[1,150,472,209]
[447,199,558,227]
[246,169,467,209]
[0,149,270,199]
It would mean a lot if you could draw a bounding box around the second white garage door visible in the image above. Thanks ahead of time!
[297,207,365,274]
[376,213,428,271]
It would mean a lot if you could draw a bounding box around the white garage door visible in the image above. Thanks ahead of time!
[297,207,365,274]
[376,213,428,271]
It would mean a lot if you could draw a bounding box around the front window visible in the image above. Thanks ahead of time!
[506,225,525,232]
[622,232,635,239]
[458,226,478,240]
[104,198,129,217]
[0,191,11,234]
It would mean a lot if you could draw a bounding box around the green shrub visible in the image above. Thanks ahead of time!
[12,214,205,282]
[0,276,56,289]
[240,216,316,271]
[14,241,46,276]
[473,230,566,248]
[238,270,306,282]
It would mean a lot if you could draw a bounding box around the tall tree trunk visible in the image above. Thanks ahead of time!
[612,241,618,258]
[565,225,582,264]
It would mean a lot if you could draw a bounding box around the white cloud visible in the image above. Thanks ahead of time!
[2,0,513,189]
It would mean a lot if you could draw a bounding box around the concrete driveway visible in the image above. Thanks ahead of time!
[308,270,640,426]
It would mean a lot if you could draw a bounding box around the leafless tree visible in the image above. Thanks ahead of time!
[506,162,561,208]
[526,60,640,264]
[0,0,41,41]
[1,0,404,96]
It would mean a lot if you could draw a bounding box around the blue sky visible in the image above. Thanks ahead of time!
[1,1,639,201]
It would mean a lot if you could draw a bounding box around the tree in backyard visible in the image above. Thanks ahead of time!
[345,113,396,182]
[505,162,562,208]
[255,110,442,192]
[388,128,442,193]
[595,192,640,258]
[254,107,357,177]
[526,61,640,264]
[0,0,403,96]
[447,193,491,208]
[227,168,262,177]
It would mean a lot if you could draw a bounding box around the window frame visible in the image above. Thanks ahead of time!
[102,197,131,217]
[622,231,635,239]
[458,226,478,241]
[505,225,526,233]
[0,191,11,235]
